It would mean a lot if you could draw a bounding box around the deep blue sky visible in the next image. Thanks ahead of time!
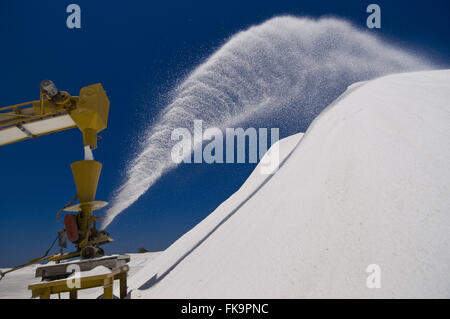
[0,0,449,266]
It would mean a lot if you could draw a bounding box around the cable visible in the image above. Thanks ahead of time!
[42,235,59,258]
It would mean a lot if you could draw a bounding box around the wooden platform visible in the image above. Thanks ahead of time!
[35,255,130,280]
[29,265,129,299]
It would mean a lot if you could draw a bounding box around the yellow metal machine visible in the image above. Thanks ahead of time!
[0,80,113,279]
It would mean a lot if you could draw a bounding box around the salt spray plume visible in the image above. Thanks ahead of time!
[101,16,430,229]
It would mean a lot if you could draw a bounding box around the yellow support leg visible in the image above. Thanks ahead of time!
[119,272,127,299]
[103,276,113,299]
[69,290,78,299]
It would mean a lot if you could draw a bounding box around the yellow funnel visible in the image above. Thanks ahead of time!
[70,84,110,150]
[71,160,102,203]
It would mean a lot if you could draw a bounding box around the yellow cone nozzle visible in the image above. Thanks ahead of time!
[71,160,102,203]
[82,128,98,150]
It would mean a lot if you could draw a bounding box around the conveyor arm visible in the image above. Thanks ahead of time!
[0,81,110,149]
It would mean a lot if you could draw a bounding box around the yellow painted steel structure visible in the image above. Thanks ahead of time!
[66,159,113,259]
[0,81,113,280]
[70,84,110,150]
[0,82,109,148]
[28,265,129,299]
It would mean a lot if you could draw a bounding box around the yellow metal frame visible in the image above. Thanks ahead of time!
[28,265,129,299]
[0,83,109,149]
[0,82,113,281]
